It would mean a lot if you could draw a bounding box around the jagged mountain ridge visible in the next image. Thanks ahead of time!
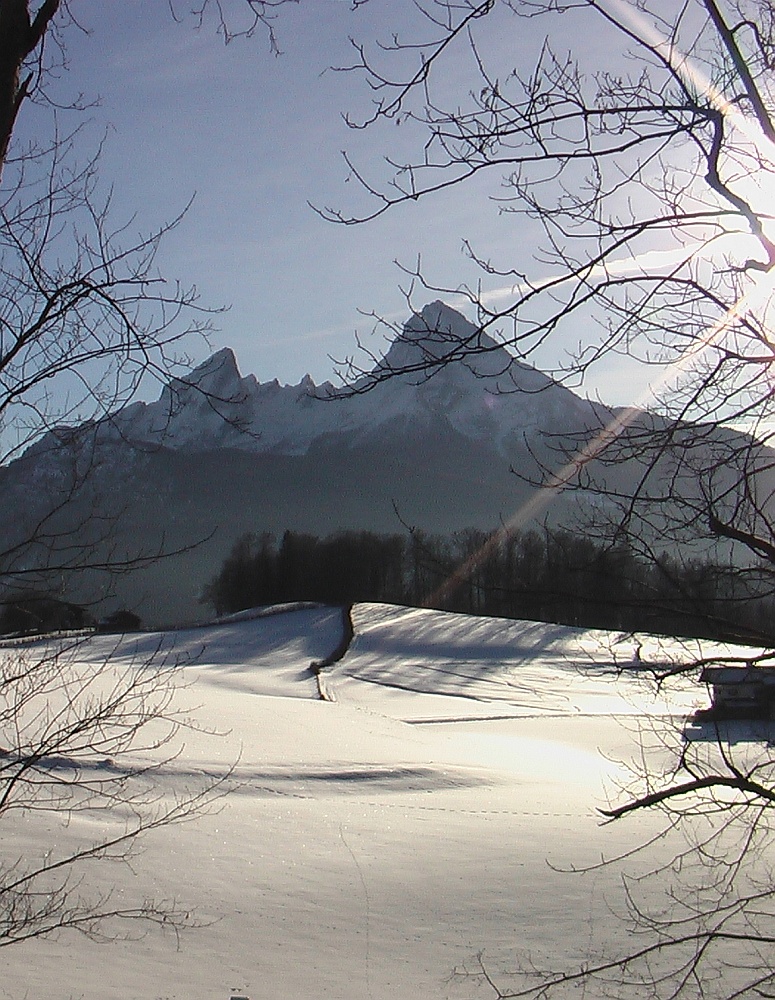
[97,301,603,459]
[3,301,724,626]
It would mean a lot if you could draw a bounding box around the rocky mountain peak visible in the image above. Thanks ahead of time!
[180,347,243,399]
[378,301,495,374]
[25,302,599,459]
[375,301,564,400]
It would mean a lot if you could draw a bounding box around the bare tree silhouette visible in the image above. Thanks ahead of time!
[316,2,775,996]
[0,0,308,949]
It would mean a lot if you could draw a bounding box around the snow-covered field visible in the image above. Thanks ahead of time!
[0,604,751,999]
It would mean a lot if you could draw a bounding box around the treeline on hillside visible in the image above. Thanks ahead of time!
[203,528,775,643]
[0,594,94,635]
[0,594,142,638]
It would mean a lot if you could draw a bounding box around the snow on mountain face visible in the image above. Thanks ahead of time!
[107,348,344,456]
[361,301,598,447]
[380,300,526,378]
[100,302,600,458]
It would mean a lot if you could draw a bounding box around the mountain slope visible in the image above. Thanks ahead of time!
[4,302,606,624]
[2,301,769,626]
[97,300,604,460]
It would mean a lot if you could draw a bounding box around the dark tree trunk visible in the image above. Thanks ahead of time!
[0,0,60,173]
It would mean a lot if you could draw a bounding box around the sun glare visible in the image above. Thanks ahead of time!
[427,8,775,605]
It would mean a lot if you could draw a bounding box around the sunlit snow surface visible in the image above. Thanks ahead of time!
[0,604,758,1000]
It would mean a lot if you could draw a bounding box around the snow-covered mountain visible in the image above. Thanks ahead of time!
[1,301,729,626]
[100,301,602,459]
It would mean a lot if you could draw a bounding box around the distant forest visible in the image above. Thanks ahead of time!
[203,527,775,644]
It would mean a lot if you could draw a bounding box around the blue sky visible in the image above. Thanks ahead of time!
[41,3,644,404]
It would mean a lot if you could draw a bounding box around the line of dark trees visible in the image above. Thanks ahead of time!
[0,595,142,638]
[202,527,775,644]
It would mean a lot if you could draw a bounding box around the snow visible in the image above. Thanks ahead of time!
[96,302,601,459]
[330,603,705,721]
[0,604,757,999]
